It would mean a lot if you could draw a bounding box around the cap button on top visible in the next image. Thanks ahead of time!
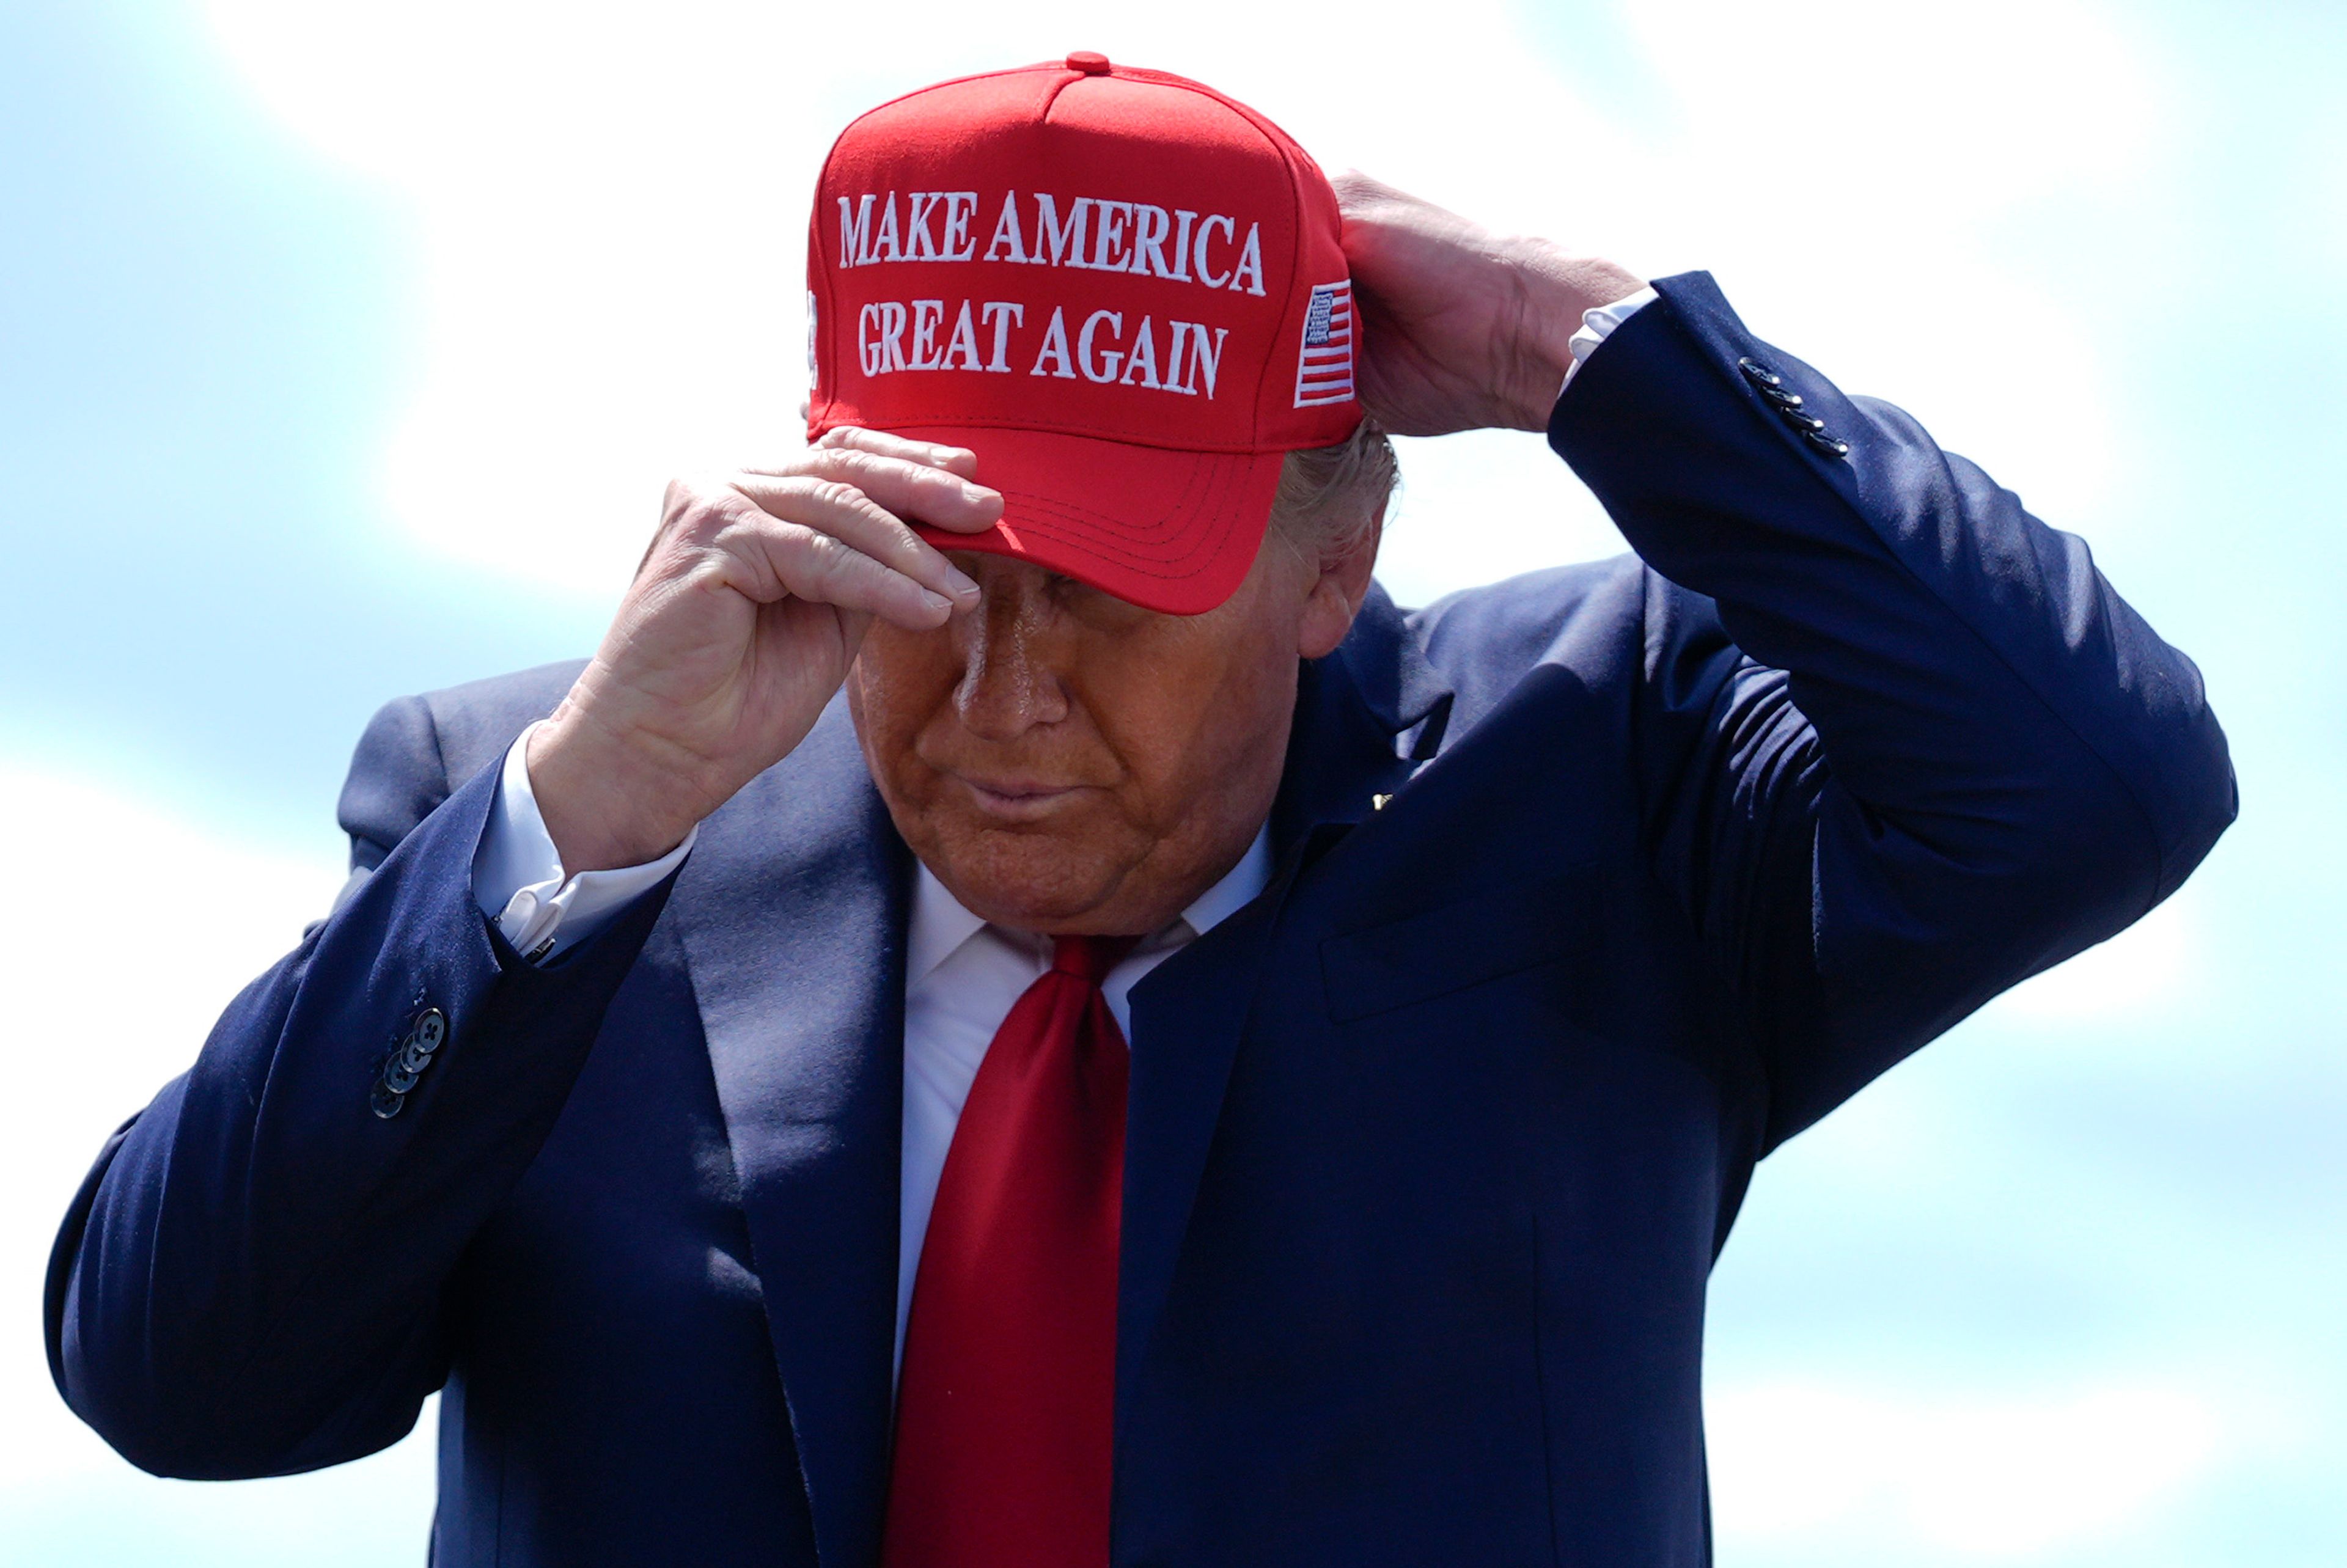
[1065,50,1112,75]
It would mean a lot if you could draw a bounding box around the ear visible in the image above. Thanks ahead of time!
[1295,513,1383,660]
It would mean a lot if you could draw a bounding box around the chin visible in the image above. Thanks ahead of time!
[921,824,1137,932]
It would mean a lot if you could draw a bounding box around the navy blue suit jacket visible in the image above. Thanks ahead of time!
[48,276,2234,1566]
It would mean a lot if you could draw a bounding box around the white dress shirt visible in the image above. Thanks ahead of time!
[472,720,1271,1371]
[1565,285,1657,391]
[465,287,1651,1358]
[892,834,1268,1371]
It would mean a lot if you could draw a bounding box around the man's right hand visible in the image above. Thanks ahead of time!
[527,428,1000,874]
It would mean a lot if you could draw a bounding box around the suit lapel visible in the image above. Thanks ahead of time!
[668,698,911,1568]
[658,587,1452,1555]
[1117,584,1452,1405]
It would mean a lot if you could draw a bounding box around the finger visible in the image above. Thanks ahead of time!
[661,468,979,603]
[737,441,1000,535]
[758,444,1002,536]
[735,428,980,485]
[814,425,982,482]
[705,484,969,625]
[747,518,960,633]
[724,471,983,607]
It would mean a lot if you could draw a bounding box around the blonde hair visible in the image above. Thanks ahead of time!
[1269,419,1397,563]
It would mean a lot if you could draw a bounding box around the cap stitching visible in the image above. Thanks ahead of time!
[976,472,1246,584]
[806,62,1072,438]
[1026,61,1324,450]
[826,411,1325,456]
[924,450,1268,585]
[1006,447,1224,541]
[810,62,1357,447]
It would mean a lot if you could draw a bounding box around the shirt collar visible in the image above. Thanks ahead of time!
[906,822,1274,986]
[1177,825,1273,939]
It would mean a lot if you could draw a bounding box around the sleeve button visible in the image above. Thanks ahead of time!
[1737,356,1783,387]
[1803,427,1851,458]
[370,1081,406,1119]
[410,1009,447,1053]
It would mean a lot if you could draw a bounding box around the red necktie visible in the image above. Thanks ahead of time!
[883,934,1141,1568]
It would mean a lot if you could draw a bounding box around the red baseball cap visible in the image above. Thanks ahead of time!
[804,53,1362,615]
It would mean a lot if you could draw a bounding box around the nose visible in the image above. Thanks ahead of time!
[950,572,1071,741]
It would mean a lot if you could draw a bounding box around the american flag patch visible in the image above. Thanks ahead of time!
[1293,280,1355,407]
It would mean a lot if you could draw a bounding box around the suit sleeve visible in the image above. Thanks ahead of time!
[44,695,675,1479]
[1550,272,2236,1149]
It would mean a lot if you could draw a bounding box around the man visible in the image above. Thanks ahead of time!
[47,53,2233,1568]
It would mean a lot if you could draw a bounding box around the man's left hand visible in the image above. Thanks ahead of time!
[1335,172,1645,437]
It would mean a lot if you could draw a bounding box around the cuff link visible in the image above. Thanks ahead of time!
[371,1006,449,1119]
[1740,355,1849,461]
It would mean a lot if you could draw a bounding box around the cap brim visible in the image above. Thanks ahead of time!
[895,425,1282,616]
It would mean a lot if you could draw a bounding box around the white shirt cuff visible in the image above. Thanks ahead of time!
[1560,284,1661,394]
[472,720,696,964]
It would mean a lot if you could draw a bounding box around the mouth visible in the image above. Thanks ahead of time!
[949,774,1094,822]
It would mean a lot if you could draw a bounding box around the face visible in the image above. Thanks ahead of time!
[846,516,1375,936]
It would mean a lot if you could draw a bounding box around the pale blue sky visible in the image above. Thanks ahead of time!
[2,2,2341,1563]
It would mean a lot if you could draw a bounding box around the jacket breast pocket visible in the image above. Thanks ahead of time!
[1319,863,1603,1024]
